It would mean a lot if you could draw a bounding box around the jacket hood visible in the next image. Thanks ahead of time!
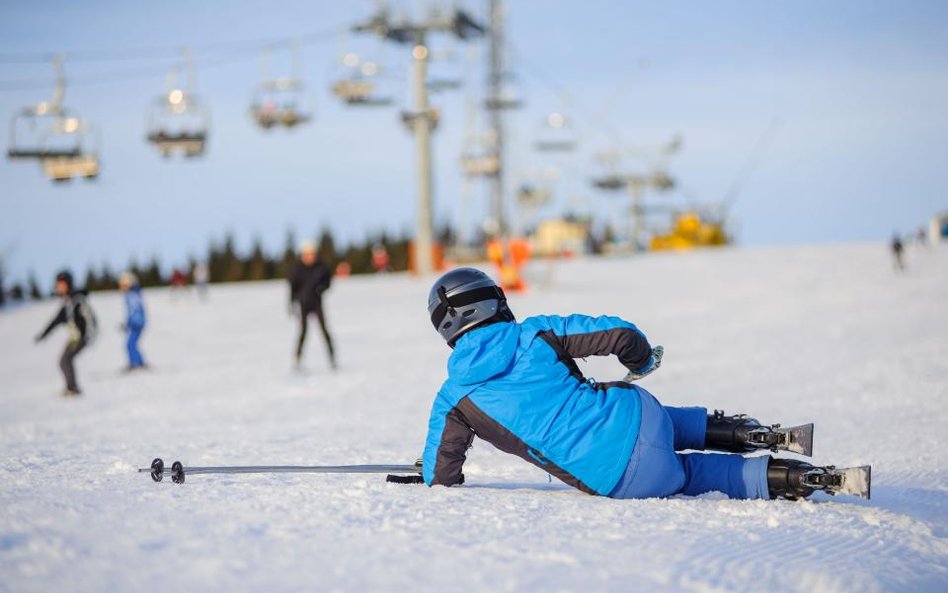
[447,321,519,385]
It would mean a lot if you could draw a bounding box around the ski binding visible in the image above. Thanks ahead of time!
[803,465,871,499]
[747,423,814,457]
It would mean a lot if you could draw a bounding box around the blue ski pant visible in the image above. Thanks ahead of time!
[127,327,144,368]
[609,390,770,500]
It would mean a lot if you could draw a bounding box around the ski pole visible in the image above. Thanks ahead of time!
[139,458,423,485]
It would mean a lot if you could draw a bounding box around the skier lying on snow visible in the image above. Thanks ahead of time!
[422,268,866,500]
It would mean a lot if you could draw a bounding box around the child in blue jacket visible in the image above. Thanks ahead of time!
[423,268,853,501]
[119,272,147,370]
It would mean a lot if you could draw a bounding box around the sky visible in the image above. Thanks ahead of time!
[1,0,946,287]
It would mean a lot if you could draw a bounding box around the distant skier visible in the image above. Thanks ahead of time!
[119,271,147,371]
[34,271,97,396]
[891,233,905,271]
[421,268,869,500]
[192,262,209,299]
[288,240,336,370]
[371,244,391,273]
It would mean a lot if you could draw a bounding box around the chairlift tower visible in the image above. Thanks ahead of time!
[353,3,486,275]
[591,136,682,251]
[486,0,507,237]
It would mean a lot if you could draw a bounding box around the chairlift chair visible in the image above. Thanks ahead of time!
[401,108,440,133]
[331,53,394,107]
[460,151,499,177]
[250,42,313,130]
[484,94,523,111]
[517,184,552,207]
[484,77,523,111]
[516,166,559,208]
[8,107,80,160]
[6,56,76,162]
[426,78,463,93]
[250,79,313,129]
[38,116,100,182]
[591,175,625,191]
[534,112,577,153]
[332,79,394,107]
[146,89,210,158]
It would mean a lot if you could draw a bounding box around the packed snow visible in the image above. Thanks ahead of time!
[1,242,946,593]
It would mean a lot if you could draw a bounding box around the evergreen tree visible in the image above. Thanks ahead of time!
[389,231,411,272]
[142,258,163,287]
[245,238,268,281]
[28,272,42,300]
[345,235,373,274]
[101,264,118,291]
[222,234,244,282]
[84,267,101,292]
[317,227,337,266]
[208,240,224,283]
[277,228,297,279]
[437,221,457,247]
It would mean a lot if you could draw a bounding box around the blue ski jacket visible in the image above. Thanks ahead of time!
[124,287,146,331]
[422,314,653,495]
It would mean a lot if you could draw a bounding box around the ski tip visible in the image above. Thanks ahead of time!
[839,465,872,500]
[798,423,814,457]
[783,423,814,457]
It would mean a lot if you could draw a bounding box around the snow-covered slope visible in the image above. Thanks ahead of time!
[1,242,946,593]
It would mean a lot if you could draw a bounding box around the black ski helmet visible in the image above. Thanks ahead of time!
[55,270,74,289]
[428,267,513,346]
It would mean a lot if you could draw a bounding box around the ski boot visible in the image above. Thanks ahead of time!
[768,458,871,500]
[706,410,813,456]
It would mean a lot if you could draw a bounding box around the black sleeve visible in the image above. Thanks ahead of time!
[431,408,475,487]
[287,262,300,303]
[38,306,67,340]
[556,327,652,371]
[316,263,331,294]
[73,301,87,340]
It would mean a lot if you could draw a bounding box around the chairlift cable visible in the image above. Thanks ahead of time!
[0,28,340,65]
[0,28,341,93]
[0,35,337,93]
[719,118,781,214]
[0,52,248,92]
[508,42,642,149]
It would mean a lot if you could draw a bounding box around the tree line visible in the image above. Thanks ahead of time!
[1,225,456,302]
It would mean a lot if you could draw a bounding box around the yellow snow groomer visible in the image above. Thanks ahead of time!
[649,212,729,251]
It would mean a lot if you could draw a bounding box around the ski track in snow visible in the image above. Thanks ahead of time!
[1,242,946,593]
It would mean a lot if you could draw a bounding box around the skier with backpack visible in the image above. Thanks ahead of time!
[34,270,97,396]
[422,268,869,500]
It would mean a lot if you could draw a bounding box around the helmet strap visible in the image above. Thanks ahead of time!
[437,286,457,318]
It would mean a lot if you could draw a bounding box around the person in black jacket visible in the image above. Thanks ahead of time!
[34,270,97,396]
[288,241,335,369]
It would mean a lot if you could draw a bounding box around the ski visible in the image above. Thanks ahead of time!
[748,423,814,457]
[140,458,422,484]
[803,465,871,499]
